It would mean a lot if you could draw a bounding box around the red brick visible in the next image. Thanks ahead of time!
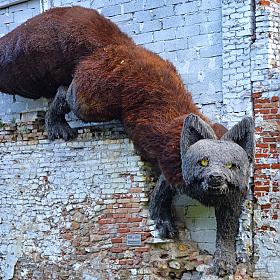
[272,96,279,102]
[104,209,115,214]
[254,104,263,109]
[256,143,269,148]
[263,115,276,120]
[271,108,278,114]
[125,204,132,208]
[129,188,143,193]
[117,199,131,204]
[255,164,270,169]
[116,218,129,223]
[119,260,126,265]
[263,102,279,108]
[131,203,140,208]
[272,164,280,169]
[118,224,128,228]
[256,109,270,114]
[254,98,270,103]
[116,208,128,214]
[261,204,271,209]
[253,93,262,99]
[128,208,141,213]
[270,132,278,137]
[255,154,268,158]
[112,238,123,243]
[263,137,276,142]
[129,218,142,222]
[110,248,124,253]
[118,228,130,233]
[259,132,270,137]
[130,227,142,232]
[135,247,150,252]
[270,154,279,159]
[258,1,270,6]
[260,175,270,179]
[254,186,270,191]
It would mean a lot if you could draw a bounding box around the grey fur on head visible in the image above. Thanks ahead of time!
[180,114,255,207]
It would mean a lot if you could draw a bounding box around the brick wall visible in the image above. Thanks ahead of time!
[251,1,280,279]
[221,0,255,126]
[0,120,216,279]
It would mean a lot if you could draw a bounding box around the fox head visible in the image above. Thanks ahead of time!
[180,114,255,207]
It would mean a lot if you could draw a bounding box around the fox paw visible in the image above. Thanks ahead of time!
[47,122,76,140]
[213,250,237,277]
[157,221,179,239]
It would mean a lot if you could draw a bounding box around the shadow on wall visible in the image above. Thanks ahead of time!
[172,194,217,255]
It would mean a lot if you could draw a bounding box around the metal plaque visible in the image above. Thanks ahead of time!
[127,234,142,246]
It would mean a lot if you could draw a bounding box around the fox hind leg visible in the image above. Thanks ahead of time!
[45,85,76,140]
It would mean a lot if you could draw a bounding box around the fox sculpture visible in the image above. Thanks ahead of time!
[0,6,255,276]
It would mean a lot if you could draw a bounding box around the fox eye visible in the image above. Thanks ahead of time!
[201,159,209,167]
[227,163,233,169]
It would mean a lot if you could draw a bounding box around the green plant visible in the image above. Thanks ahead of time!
[23,126,29,134]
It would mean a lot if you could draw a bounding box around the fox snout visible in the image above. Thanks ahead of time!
[206,172,228,194]
[208,173,225,187]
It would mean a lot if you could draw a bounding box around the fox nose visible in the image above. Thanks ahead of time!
[208,174,224,187]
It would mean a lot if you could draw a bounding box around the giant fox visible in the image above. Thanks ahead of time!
[0,6,255,276]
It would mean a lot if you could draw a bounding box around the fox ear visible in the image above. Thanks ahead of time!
[221,117,255,163]
[181,114,218,156]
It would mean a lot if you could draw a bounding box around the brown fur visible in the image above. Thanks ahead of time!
[69,43,227,185]
[0,6,131,99]
[0,6,227,185]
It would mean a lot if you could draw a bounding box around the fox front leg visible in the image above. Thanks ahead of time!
[45,86,76,140]
[149,174,178,239]
[213,193,243,277]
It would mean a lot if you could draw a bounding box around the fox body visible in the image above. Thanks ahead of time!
[0,6,255,276]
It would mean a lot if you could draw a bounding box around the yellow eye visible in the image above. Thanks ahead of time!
[227,163,233,168]
[201,159,208,166]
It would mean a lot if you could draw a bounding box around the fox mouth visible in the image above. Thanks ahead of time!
[206,174,229,194]
[208,183,229,195]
